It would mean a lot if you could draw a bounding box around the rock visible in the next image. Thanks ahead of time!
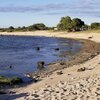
[77,67,86,72]
[60,62,65,65]
[4,65,13,69]
[36,47,40,51]
[88,36,93,39]
[55,48,59,51]
[32,94,39,98]
[56,71,63,75]
[37,61,45,70]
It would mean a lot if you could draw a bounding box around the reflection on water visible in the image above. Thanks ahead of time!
[0,35,81,78]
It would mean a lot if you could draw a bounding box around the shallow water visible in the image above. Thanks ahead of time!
[0,35,81,79]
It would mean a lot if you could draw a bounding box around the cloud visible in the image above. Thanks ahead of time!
[0,3,68,13]
[0,0,100,18]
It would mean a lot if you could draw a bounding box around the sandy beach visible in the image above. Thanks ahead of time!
[0,31,100,42]
[0,31,100,100]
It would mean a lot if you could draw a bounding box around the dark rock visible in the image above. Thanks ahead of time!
[37,61,45,70]
[88,36,93,39]
[55,48,59,51]
[77,67,86,72]
[9,91,16,94]
[56,71,63,75]
[60,62,65,65]
[32,94,39,98]
[9,66,13,69]
[36,47,40,51]
[5,65,13,69]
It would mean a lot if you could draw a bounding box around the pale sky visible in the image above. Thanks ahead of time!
[0,0,100,27]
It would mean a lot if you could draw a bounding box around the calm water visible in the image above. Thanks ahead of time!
[0,35,81,79]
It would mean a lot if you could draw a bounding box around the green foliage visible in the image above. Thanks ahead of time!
[0,28,6,32]
[71,18,84,31]
[57,16,72,30]
[91,23,100,29]
[0,23,47,32]
[0,76,22,85]
[9,26,14,30]
[57,16,85,31]
[0,18,100,32]
[27,23,47,31]
[34,23,47,30]
[7,26,15,32]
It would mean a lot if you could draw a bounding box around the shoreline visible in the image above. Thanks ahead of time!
[0,31,100,100]
[29,39,100,79]
[0,31,100,79]
[0,30,100,42]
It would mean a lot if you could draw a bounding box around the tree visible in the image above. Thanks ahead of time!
[57,16,72,30]
[71,18,84,31]
[57,16,85,31]
[9,26,14,30]
[8,26,14,32]
[28,23,47,31]
[34,23,47,30]
[91,23,100,29]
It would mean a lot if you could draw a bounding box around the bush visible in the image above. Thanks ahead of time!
[91,23,100,29]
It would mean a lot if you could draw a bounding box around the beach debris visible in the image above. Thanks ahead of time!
[32,94,39,98]
[77,67,86,72]
[37,61,45,70]
[60,62,65,65]
[24,73,32,78]
[8,91,16,94]
[88,36,93,39]
[68,74,71,76]
[56,71,63,75]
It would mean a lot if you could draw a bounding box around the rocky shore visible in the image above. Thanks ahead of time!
[29,39,100,79]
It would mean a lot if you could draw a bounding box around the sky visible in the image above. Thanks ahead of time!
[0,0,100,27]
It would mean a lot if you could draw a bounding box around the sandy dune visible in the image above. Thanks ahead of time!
[0,31,100,100]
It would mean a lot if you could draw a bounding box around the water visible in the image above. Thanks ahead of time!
[0,35,81,79]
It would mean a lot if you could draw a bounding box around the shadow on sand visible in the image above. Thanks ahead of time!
[0,92,29,100]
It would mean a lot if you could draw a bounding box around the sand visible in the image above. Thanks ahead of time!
[0,31,100,42]
[0,31,100,100]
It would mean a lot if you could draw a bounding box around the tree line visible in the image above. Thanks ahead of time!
[0,23,48,32]
[0,16,100,32]
[57,16,100,32]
